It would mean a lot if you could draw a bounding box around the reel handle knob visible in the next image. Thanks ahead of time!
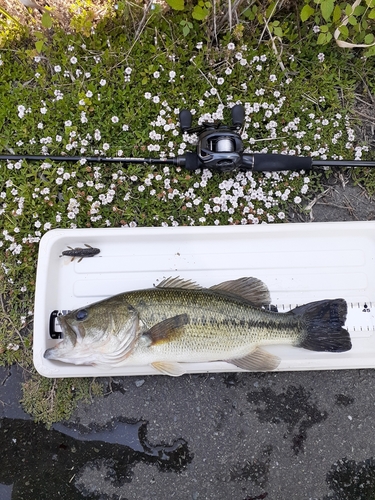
[179,109,193,132]
[231,104,245,128]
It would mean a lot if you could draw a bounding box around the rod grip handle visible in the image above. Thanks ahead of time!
[251,154,312,172]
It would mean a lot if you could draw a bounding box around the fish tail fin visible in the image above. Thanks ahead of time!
[290,299,351,352]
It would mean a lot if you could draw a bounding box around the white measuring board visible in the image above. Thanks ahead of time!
[33,221,375,378]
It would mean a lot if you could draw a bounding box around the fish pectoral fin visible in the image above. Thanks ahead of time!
[151,361,186,377]
[209,277,271,307]
[145,314,189,345]
[225,347,281,371]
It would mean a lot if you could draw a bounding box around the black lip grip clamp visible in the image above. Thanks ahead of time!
[49,310,70,339]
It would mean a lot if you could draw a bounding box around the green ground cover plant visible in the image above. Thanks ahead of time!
[0,0,374,425]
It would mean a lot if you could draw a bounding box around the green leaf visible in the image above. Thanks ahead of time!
[317,31,332,44]
[353,5,365,15]
[266,1,276,18]
[41,12,52,29]
[368,7,375,18]
[192,5,209,20]
[300,4,315,21]
[320,0,334,21]
[273,26,283,36]
[166,0,184,10]
[345,4,353,15]
[332,4,341,22]
[182,24,190,36]
[320,24,329,32]
[364,44,375,56]
[365,33,375,44]
[348,15,357,25]
[35,40,44,53]
[339,24,349,38]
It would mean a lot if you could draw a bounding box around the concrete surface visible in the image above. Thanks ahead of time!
[2,175,375,500]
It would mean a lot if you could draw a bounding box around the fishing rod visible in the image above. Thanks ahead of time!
[1,105,374,173]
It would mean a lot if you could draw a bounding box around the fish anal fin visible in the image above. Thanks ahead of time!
[226,347,280,371]
[156,277,202,290]
[151,361,186,376]
[145,314,189,345]
[210,277,271,307]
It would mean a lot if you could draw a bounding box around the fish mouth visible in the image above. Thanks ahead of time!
[44,346,59,360]
[43,315,77,360]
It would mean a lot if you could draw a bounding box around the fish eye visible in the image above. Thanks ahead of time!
[76,309,88,321]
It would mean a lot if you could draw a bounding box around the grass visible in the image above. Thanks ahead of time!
[0,0,374,426]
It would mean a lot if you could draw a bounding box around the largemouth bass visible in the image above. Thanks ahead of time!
[44,277,351,375]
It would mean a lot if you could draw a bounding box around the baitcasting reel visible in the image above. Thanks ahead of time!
[179,104,246,172]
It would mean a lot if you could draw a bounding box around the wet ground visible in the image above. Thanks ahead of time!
[2,175,375,500]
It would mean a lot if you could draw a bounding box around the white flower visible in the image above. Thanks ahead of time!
[86,90,93,98]
[144,92,152,99]
[70,56,77,64]
[153,96,160,103]
[227,42,235,50]
[153,71,160,78]
[217,77,224,85]
[125,66,132,75]
[103,143,110,151]
[65,120,72,127]
[111,116,119,123]
[318,53,325,62]
[100,79,106,86]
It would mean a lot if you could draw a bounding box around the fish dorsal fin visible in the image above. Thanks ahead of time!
[226,347,280,371]
[210,277,271,307]
[145,314,189,345]
[156,276,203,290]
